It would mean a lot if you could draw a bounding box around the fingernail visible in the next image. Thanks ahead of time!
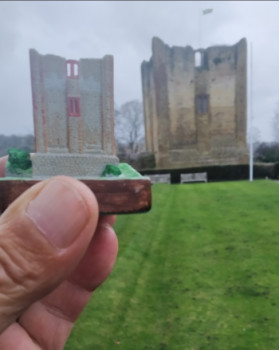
[26,180,89,249]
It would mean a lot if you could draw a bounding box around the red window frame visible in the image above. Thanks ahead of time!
[67,97,81,117]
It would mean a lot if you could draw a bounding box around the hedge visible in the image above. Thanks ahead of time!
[140,163,277,183]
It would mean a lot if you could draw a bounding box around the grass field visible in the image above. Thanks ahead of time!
[65,180,279,350]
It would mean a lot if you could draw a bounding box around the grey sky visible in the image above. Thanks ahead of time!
[0,1,278,141]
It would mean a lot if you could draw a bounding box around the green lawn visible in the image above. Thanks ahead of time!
[65,180,279,350]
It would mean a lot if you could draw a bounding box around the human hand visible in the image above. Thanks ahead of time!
[0,156,118,349]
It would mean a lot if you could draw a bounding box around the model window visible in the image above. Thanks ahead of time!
[66,60,79,78]
[195,52,202,67]
[67,97,81,116]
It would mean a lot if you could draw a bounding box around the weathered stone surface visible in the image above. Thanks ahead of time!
[141,37,248,169]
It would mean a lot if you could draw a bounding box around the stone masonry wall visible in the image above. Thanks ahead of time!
[141,37,248,169]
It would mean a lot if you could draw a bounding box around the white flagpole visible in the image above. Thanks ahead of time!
[249,42,254,182]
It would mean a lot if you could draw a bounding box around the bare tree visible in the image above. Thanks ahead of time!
[254,142,279,162]
[115,100,145,159]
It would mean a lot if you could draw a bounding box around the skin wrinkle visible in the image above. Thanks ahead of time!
[0,298,19,320]
[19,301,76,350]
[0,229,68,325]
[27,334,42,350]
[0,177,98,300]
[41,280,91,323]
[42,301,79,324]
[0,178,49,311]
[0,157,119,348]
[0,246,35,296]
[0,234,47,291]
[20,323,44,350]
[0,245,42,327]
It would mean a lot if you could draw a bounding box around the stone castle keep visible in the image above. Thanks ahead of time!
[141,37,248,169]
[30,49,118,177]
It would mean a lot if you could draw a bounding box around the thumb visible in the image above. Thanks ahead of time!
[0,176,99,333]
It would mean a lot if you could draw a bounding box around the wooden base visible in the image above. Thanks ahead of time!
[0,178,152,215]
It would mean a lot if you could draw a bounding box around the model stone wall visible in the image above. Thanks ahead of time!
[30,50,115,155]
[141,37,248,169]
[29,49,118,177]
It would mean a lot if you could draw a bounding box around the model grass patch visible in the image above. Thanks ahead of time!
[2,147,142,180]
[66,180,279,350]
[101,163,142,178]
[5,148,32,176]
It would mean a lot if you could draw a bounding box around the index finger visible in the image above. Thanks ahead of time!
[0,156,8,178]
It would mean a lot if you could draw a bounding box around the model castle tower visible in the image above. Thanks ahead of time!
[30,49,118,178]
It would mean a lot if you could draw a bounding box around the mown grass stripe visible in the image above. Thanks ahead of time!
[66,180,279,350]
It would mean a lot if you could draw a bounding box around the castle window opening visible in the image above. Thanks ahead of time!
[195,51,202,67]
[74,64,78,76]
[141,37,248,169]
[67,97,81,117]
[196,94,209,115]
[67,63,71,77]
[66,60,79,78]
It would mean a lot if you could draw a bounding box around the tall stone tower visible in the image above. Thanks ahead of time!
[30,49,118,178]
[141,37,248,169]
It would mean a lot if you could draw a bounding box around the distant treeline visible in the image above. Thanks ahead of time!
[254,142,279,163]
[0,134,35,157]
[1,134,279,168]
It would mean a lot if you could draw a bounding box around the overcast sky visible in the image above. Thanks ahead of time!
[0,1,278,141]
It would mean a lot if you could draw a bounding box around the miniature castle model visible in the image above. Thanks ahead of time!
[29,49,118,178]
[141,37,248,169]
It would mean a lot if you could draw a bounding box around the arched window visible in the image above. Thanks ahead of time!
[66,60,79,78]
